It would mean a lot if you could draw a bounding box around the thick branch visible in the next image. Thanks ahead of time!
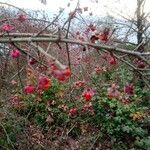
[0,36,150,57]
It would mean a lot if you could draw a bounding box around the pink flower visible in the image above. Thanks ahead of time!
[1,23,14,32]
[24,85,35,93]
[17,14,27,22]
[124,83,134,95]
[10,49,21,58]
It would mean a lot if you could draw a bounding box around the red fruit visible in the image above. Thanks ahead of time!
[52,69,62,76]
[52,69,66,81]
[1,23,14,32]
[29,58,37,65]
[137,61,145,68]
[133,59,145,69]
[63,68,71,77]
[109,57,117,65]
[99,28,110,42]
[10,49,20,58]
[83,93,92,101]
[95,66,102,74]
[57,75,66,81]
[124,83,134,95]
[99,33,108,42]
[17,14,27,22]
[38,76,50,89]
[51,64,58,70]
[69,108,77,116]
[24,85,35,93]
[76,31,80,35]
[82,88,94,102]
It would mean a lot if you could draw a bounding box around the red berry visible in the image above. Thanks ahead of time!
[99,33,108,42]
[63,67,71,77]
[52,69,66,81]
[99,28,110,42]
[82,88,94,102]
[137,61,145,68]
[51,64,58,70]
[57,75,66,81]
[24,85,35,93]
[17,14,27,22]
[95,66,102,74]
[69,108,77,116]
[38,76,50,89]
[124,83,134,95]
[1,23,14,32]
[10,49,20,58]
[109,57,117,65]
[29,58,37,65]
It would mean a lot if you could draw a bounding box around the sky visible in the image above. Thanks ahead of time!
[0,0,150,19]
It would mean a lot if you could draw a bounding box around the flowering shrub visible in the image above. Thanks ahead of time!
[0,2,149,150]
